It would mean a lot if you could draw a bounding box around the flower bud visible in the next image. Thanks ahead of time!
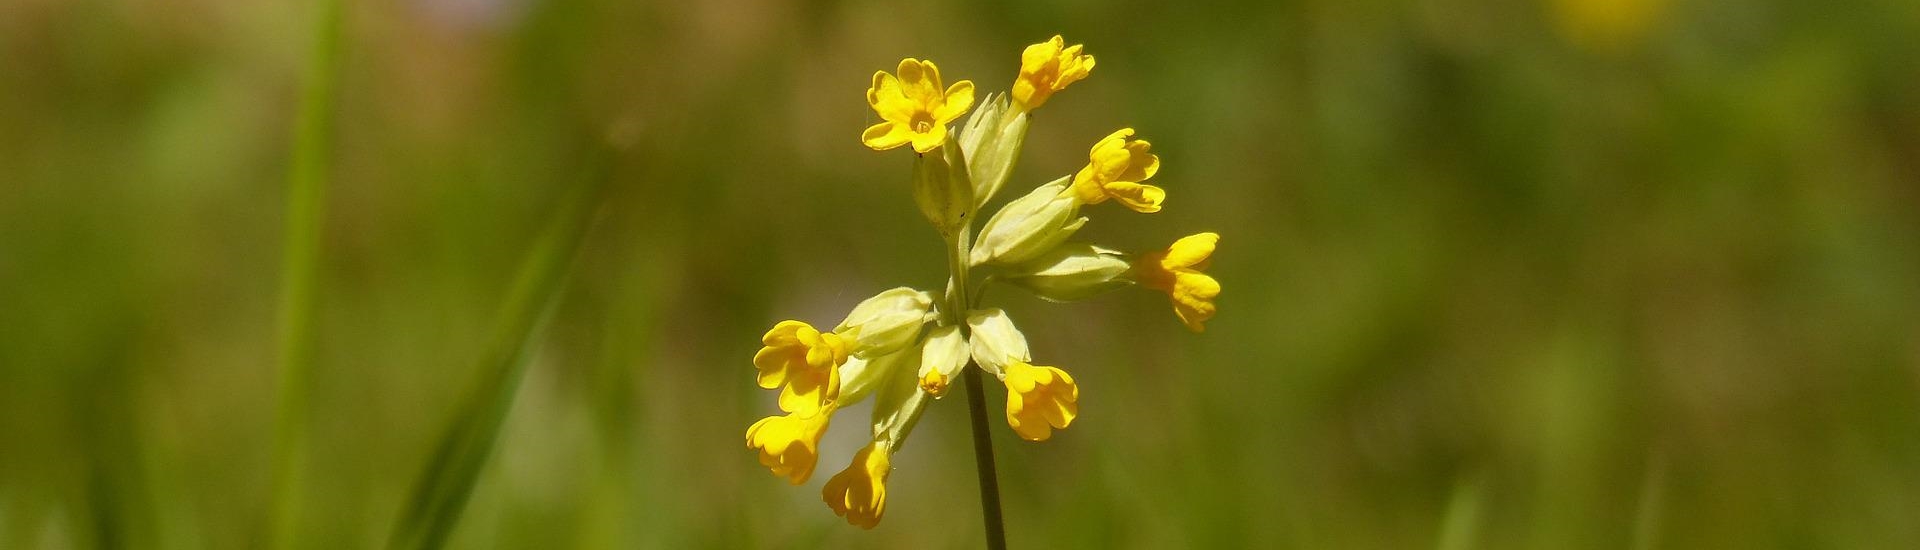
[912,134,976,236]
[915,324,968,397]
[969,176,1084,266]
[965,308,1030,376]
[835,287,935,358]
[957,93,1031,209]
[1002,243,1133,302]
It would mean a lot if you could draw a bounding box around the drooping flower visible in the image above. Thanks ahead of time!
[1069,128,1164,213]
[746,408,834,484]
[753,320,850,415]
[822,441,893,529]
[864,58,976,153]
[1011,35,1094,111]
[1003,362,1079,441]
[1134,232,1221,332]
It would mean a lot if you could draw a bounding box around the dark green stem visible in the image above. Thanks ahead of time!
[963,367,1008,550]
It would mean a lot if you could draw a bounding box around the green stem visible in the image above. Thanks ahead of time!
[945,225,1007,550]
[270,0,342,545]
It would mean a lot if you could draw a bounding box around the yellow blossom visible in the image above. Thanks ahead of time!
[745,408,833,484]
[822,442,892,529]
[864,58,976,153]
[1003,362,1079,441]
[1011,35,1094,111]
[1134,233,1220,332]
[1069,128,1164,213]
[753,320,850,415]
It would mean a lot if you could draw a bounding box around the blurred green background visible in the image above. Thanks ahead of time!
[4,0,1920,547]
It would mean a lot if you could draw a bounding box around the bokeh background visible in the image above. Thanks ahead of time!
[4,0,1920,547]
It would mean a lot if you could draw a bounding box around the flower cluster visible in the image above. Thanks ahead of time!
[750,35,1221,529]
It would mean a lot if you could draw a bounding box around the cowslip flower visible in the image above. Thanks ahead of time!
[1069,128,1164,213]
[745,407,835,484]
[822,442,892,529]
[864,58,976,153]
[1011,35,1095,111]
[750,36,1220,534]
[753,321,848,415]
[1134,232,1221,332]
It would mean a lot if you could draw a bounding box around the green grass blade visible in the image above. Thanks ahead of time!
[386,163,609,550]
[269,0,343,546]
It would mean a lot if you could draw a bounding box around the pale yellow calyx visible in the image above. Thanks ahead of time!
[1003,243,1134,302]
[745,407,834,484]
[1003,361,1079,441]
[753,320,850,415]
[916,324,967,397]
[1011,35,1095,111]
[834,287,934,358]
[1069,128,1164,213]
[1134,232,1221,332]
[822,441,892,529]
[864,58,976,153]
[970,176,1085,266]
[965,308,1029,377]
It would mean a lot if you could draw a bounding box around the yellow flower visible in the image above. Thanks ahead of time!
[1135,233,1220,332]
[745,408,833,484]
[822,442,892,529]
[1003,361,1079,441]
[1011,35,1094,111]
[1069,128,1164,213]
[753,320,850,415]
[864,58,976,153]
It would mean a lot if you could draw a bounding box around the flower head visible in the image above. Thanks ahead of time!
[1003,362,1079,441]
[864,58,976,153]
[753,320,850,415]
[822,442,892,529]
[746,409,833,484]
[1011,35,1094,111]
[1134,232,1221,332]
[1070,128,1164,213]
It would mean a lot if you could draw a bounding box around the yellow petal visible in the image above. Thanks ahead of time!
[1103,181,1165,213]
[897,58,942,105]
[909,123,948,154]
[822,443,891,529]
[1161,233,1218,270]
[1003,362,1079,441]
[935,80,976,124]
[1171,271,1220,332]
[1120,139,1159,182]
[862,121,911,150]
[867,71,915,123]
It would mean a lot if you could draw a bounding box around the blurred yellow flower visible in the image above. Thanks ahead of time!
[1003,361,1079,441]
[753,320,849,415]
[1550,0,1668,53]
[1070,128,1164,213]
[1135,233,1220,332]
[745,408,834,484]
[822,442,892,529]
[1011,35,1094,111]
[864,58,976,153]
